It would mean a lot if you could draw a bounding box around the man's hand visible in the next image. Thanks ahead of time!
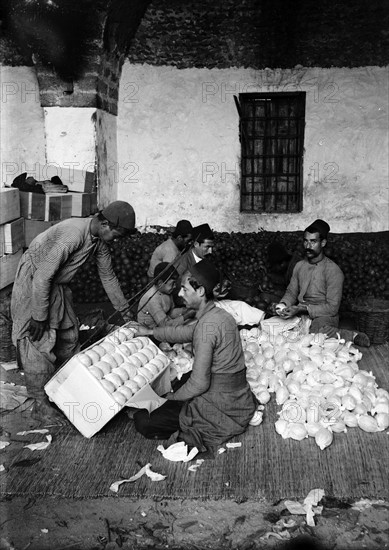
[127,322,153,337]
[28,318,47,341]
[279,305,301,319]
[183,309,196,321]
[269,302,279,315]
[121,307,135,323]
[213,278,231,299]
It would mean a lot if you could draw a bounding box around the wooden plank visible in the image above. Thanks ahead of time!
[0,249,22,290]
[0,188,20,225]
[0,217,25,255]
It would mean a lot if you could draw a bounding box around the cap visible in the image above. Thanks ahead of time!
[268,241,291,265]
[305,219,330,239]
[154,262,179,283]
[173,219,193,237]
[189,259,220,293]
[101,201,136,234]
[192,223,214,243]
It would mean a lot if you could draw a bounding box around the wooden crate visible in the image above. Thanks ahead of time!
[45,193,72,221]
[0,188,20,225]
[24,219,58,247]
[30,164,95,194]
[20,192,72,221]
[0,217,25,256]
[19,192,45,220]
[63,168,95,194]
[0,249,22,290]
[67,192,91,217]
[90,192,98,214]
[45,329,171,438]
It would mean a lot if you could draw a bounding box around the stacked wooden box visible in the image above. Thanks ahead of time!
[21,166,98,247]
[0,187,24,290]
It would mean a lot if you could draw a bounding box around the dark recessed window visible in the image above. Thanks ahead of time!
[237,92,306,213]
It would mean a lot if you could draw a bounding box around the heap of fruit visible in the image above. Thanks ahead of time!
[76,326,169,406]
[69,229,389,308]
[240,327,389,450]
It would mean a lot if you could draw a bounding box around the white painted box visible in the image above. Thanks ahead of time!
[45,328,171,438]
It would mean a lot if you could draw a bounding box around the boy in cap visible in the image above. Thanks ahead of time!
[131,259,256,457]
[147,220,193,279]
[11,200,137,425]
[275,219,370,346]
[138,262,196,328]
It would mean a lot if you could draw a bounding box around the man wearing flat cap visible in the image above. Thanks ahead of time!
[131,259,257,456]
[175,223,215,276]
[11,200,138,425]
[147,219,193,279]
[275,219,370,346]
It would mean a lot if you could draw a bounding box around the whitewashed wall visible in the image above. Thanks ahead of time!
[117,64,389,232]
[44,106,95,176]
[0,66,97,190]
[0,66,46,186]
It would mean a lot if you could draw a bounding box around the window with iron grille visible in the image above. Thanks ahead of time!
[237,92,306,213]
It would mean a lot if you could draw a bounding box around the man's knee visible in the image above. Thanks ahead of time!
[133,410,153,437]
[310,317,338,336]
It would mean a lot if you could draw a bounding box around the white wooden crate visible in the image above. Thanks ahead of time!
[45,330,171,438]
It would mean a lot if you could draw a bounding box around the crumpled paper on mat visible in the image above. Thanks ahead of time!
[17,429,49,436]
[157,441,198,462]
[187,459,204,472]
[110,463,166,492]
[24,435,52,451]
[0,382,28,410]
[284,488,325,527]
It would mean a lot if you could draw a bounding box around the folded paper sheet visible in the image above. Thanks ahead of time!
[157,441,198,462]
[24,435,52,451]
[110,463,166,492]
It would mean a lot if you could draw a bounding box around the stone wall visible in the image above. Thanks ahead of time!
[117,63,388,233]
[128,0,389,69]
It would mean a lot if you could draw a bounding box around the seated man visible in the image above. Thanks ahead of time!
[175,223,215,276]
[147,220,193,279]
[131,259,257,457]
[138,262,195,328]
[275,219,370,346]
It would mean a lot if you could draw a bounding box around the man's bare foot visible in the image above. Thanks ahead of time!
[31,398,67,427]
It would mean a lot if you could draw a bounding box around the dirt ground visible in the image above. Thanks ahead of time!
[0,493,388,550]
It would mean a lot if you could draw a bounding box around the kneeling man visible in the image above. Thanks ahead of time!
[132,260,256,456]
